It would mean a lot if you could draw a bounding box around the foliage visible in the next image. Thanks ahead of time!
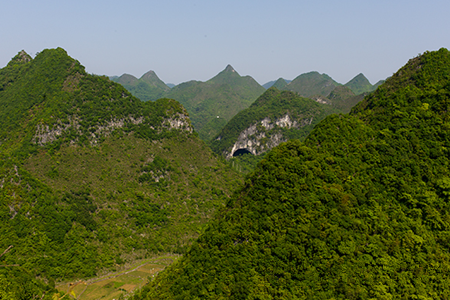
[326,85,367,113]
[344,73,377,95]
[228,152,266,174]
[283,71,340,98]
[139,48,450,299]
[164,65,265,141]
[0,48,243,295]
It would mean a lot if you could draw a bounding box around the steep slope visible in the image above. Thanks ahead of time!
[165,65,265,141]
[0,48,242,297]
[210,87,340,159]
[344,72,375,95]
[139,48,450,299]
[284,71,340,98]
[111,70,170,101]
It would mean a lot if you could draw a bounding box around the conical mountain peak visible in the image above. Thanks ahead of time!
[224,64,236,73]
[140,70,169,91]
[8,50,32,66]
[208,64,242,84]
[285,71,339,98]
[344,73,373,95]
[116,73,138,86]
[140,70,160,82]
[142,70,156,77]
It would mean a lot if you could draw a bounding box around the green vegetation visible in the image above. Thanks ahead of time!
[344,73,376,95]
[160,65,265,141]
[137,48,450,299]
[55,255,177,300]
[327,85,367,113]
[283,71,340,98]
[228,152,267,174]
[262,78,290,89]
[0,48,243,297]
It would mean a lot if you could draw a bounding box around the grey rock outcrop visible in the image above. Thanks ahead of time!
[225,114,313,159]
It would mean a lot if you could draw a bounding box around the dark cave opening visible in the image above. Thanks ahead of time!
[232,148,252,157]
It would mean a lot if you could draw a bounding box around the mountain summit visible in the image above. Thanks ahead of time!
[224,64,236,73]
[165,65,265,140]
[111,70,169,101]
[285,71,340,98]
[344,73,375,95]
[8,50,32,65]
[208,64,242,85]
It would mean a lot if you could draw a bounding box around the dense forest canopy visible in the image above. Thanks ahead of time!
[136,48,450,299]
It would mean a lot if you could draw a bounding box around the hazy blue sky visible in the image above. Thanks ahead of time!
[1,0,449,85]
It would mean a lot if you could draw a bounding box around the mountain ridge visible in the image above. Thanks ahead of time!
[111,70,170,102]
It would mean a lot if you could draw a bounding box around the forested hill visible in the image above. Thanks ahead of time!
[210,87,339,159]
[137,48,450,299]
[164,65,265,141]
[283,71,340,98]
[344,73,376,95]
[0,48,242,299]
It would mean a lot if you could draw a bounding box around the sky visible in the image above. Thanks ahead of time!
[1,0,449,86]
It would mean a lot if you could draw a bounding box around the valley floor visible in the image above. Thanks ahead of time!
[55,255,179,300]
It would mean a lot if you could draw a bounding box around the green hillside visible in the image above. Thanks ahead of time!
[326,85,367,113]
[344,73,376,95]
[0,48,242,299]
[284,71,340,98]
[165,65,265,141]
[138,48,450,299]
[111,70,170,101]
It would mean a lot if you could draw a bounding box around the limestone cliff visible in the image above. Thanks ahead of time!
[210,88,340,158]
[225,114,313,159]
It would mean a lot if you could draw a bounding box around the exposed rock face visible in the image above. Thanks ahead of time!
[163,113,193,133]
[32,112,193,146]
[17,50,32,63]
[225,114,313,159]
[33,116,80,145]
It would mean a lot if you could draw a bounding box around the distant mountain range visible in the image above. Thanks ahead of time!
[262,72,382,97]
[110,70,170,101]
[111,68,384,142]
[262,78,291,89]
